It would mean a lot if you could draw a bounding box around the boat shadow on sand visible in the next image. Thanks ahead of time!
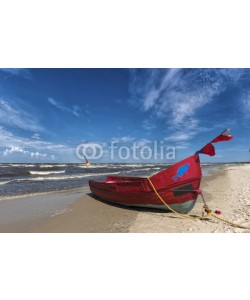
[87,193,212,221]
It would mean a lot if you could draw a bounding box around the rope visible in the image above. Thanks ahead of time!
[147,178,250,230]
[147,178,204,221]
[210,213,250,230]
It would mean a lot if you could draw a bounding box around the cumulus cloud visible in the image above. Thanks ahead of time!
[30,152,47,159]
[3,146,47,160]
[3,146,29,157]
[0,127,74,158]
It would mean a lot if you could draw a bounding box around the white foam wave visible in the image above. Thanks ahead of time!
[39,165,54,168]
[38,164,67,168]
[78,164,156,169]
[124,167,161,173]
[28,174,85,181]
[82,171,121,178]
[10,164,36,167]
[77,165,109,169]
[17,171,122,182]
[0,187,86,202]
[0,180,13,185]
[29,170,66,175]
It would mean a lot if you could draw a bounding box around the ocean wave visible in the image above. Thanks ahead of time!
[38,165,55,168]
[39,164,68,168]
[25,174,85,181]
[10,164,36,167]
[0,171,30,177]
[109,164,144,168]
[16,171,122,182]
[0,187,86,202]
[78,164,154,169]
[0,180,13,185]
[29,170,66,175]
[123,167,161,173]
[77,165,108,169]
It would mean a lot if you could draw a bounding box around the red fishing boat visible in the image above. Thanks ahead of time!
[89,129,233,213]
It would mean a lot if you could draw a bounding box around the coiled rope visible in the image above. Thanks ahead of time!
[147,178,250,230]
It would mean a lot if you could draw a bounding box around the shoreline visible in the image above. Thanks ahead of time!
[0,164,249,233]
[33,164,250,233]
[0,188,86,233]
[33,192,139,233]
[0,186,86,202]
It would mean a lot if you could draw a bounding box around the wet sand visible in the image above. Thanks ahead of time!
[0,189,85,233]
[34,193,139,233]
[1,165,250,233]
[0,187,139,233]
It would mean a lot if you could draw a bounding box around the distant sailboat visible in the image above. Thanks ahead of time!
[84,155,91,167]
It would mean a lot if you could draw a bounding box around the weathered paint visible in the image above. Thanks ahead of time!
[100,199,197,214]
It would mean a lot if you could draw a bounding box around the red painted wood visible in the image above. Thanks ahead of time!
[89,154,202,208]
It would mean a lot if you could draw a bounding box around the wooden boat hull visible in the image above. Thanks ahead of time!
[89,154,202,214]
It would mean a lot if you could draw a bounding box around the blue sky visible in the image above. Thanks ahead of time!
[0,68,249,163]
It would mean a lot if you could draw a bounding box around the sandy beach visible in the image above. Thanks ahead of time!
[32,164,250,233]
[0,165,249,233]
[129,165,250,233]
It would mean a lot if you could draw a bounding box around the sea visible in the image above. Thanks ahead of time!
[0,162,236,200]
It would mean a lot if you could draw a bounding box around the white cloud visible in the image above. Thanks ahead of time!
[111,137,151,148]
[32,133,41,140]
[143,89,160,110]
[129,68,244,140]
[120,136,135,143]
[134,139,151,148]
[164,133,193,142]
[3,146,47,160]
[3,146,29,157]
[242,91,250,112]
[0,98,43,132]
[175,145,189,149]
[30,152,47,159]
[112,136,135,143]
[0,68,32,80]
[164,119,201,142]
[72,104,81,117]
[142,119,156,131]
[48,97,81,117]
[0,127,74,157]
[108,137,152,151]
